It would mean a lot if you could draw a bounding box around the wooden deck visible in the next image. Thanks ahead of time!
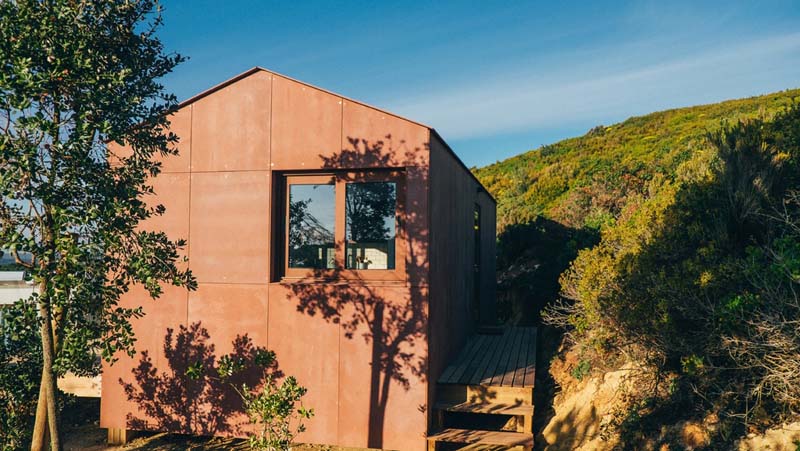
[438,327,537,387]
[428,327,537,450]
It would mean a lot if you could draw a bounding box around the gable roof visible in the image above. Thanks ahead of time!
[178,66,431,130]
[176,67,494,203]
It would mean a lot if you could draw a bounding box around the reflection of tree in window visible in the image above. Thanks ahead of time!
[346,182,396,270]
[288,184,335,269]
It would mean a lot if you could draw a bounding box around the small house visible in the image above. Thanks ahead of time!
[101,68,535,451]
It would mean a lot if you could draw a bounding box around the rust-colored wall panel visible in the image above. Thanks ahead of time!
[101,167,191,431]
[161,107,192,173]
[186,283,269,435]
[189,171,270,284]
[131,286,190,368]
[336,285,428,451]
[187,283,269,354]
[101,351,142,430]
[142,173,191,268]
[106,141,132,167]
[101,285,189,430]
[336,298,372,449]
[191,71,271,172]
[404,165,430,287]
[268,284,341,445]
[270,76,342,170]
[379,287,429,450]
[100,355,134,429]
[340,100,429,169]
[107,107,192,173]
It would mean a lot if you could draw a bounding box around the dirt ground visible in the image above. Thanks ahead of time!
[61,398,345,451]
[61,397,246,451]
[63,424,343,451]
[64,426,249,451]
[64,426,358,451]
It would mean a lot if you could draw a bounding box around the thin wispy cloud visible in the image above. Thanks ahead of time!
[387,32,800,140]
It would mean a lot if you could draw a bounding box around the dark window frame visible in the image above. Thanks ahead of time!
[284,174,337,278]
[279,170,406,282]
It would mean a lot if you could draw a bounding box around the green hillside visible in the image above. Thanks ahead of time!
[476,89,800,231]
[474,89,800,323]
[475,90,800,447]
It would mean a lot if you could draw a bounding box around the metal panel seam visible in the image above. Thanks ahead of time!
[186,103,193,330]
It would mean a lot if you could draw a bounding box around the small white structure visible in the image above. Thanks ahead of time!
[0,271,35,306]
[0,271,35,330]
[0,271,100,396]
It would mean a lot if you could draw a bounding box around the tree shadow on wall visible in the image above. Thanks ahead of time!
[285,135,429,449]
[336,134,428,168]
[120,322,280,436]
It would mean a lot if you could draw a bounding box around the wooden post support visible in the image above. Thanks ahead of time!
[107,428,137,445]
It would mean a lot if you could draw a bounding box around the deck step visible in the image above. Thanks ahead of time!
[434,401,533,416]
[436,383,534,407]
[427,428,533,447]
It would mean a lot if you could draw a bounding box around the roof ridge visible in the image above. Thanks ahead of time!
[178,66,432,130]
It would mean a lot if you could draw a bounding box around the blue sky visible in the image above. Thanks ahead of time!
[158,0,800,168]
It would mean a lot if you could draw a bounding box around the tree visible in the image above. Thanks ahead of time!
[0,1,193,450]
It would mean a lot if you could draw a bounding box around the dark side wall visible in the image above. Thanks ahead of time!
[427,132,497,412]
[477,189,497,324]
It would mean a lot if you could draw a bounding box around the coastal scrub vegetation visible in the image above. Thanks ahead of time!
[475,90,800,446]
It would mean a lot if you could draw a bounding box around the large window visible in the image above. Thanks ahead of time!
[346,182,397,270]
[282,172,403,279]
[287,179,336,269]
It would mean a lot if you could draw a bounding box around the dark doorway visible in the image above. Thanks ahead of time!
[473,203,481,325]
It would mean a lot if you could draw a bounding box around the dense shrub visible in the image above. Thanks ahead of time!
[545,104,800,439]
[0,300,42,451]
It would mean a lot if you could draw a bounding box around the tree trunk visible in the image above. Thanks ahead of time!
[34,279,62,451]
[30,382,48,451]
[32,309,64,450]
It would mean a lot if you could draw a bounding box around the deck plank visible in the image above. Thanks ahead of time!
[479,328,515,385]
[510,328,529,386]
[512,328,533,387]
[437,327,538,389]
[439,335,479,384]
[522,327,538,387]
[494,328,520,384]
[491,327,519,386]
[467,334,501,385]
[499,327,526,386]
[454,334,493,384]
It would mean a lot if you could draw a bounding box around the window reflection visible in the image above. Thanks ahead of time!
[345,182,397,270]
[288,184,335,269]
